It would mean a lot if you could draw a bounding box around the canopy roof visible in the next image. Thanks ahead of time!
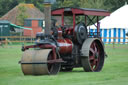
[0,20,32,31]
[10,23,32,30]
[52,7,110,16]
[89,4,128,29]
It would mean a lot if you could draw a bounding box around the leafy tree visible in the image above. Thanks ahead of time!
[77,0,111,25]
[20,0,44,11]
[105,0,127,12]
[79,0,107,9]
[0,0,19,17]
[59,0,74,7]
[52,0,79,9]
[16,5,29,25]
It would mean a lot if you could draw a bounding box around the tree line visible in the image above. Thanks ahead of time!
[0,0,127,17]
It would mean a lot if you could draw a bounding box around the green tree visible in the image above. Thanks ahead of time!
[105,0,127,12]
[16,6,29,25]
[52,0,79,9]
[77,0,110,25]
[0,0,19,17]
[59,0,74,7]
[79,0,107,9]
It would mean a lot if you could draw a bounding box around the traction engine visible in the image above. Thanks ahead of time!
[19,2,110,75]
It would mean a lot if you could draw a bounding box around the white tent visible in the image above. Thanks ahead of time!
[88,4,128,44]
[89,4,128,29]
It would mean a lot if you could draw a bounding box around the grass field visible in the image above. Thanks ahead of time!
[0,44,128,85]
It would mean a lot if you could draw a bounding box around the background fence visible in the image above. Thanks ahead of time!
[0,36,128,44]
[0,36,35,45]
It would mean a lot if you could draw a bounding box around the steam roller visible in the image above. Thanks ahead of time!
[19,2,110,75]
[21,49,61,75]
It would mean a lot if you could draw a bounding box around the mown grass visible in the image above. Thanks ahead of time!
[0,44,128,85]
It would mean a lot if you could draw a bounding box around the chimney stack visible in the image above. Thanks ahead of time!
[44,0,52,35]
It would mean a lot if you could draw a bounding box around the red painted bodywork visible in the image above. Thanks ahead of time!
[52,8,110,16]
[57,27,63,39]
[57,39,73,54]
[56,27,73,54]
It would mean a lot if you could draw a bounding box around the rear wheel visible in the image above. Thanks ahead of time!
[81,38,105,72]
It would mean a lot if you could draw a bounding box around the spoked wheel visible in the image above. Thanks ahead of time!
[81,38,105,72]
[47,51,61,75]
[20,49,61,75]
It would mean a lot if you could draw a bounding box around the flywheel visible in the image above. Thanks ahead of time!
[20,49,61,75]
[74,22,87,44]
[81,38,105,72]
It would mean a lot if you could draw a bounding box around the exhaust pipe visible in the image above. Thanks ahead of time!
[44,1,51,35]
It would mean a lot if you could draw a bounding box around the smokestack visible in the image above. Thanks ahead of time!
[44,0,51,35]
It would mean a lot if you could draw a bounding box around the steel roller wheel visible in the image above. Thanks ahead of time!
[20,49,61,75]
[81,38,105,72]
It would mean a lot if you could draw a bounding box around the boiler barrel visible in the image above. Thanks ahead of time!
[57,39,73,54]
